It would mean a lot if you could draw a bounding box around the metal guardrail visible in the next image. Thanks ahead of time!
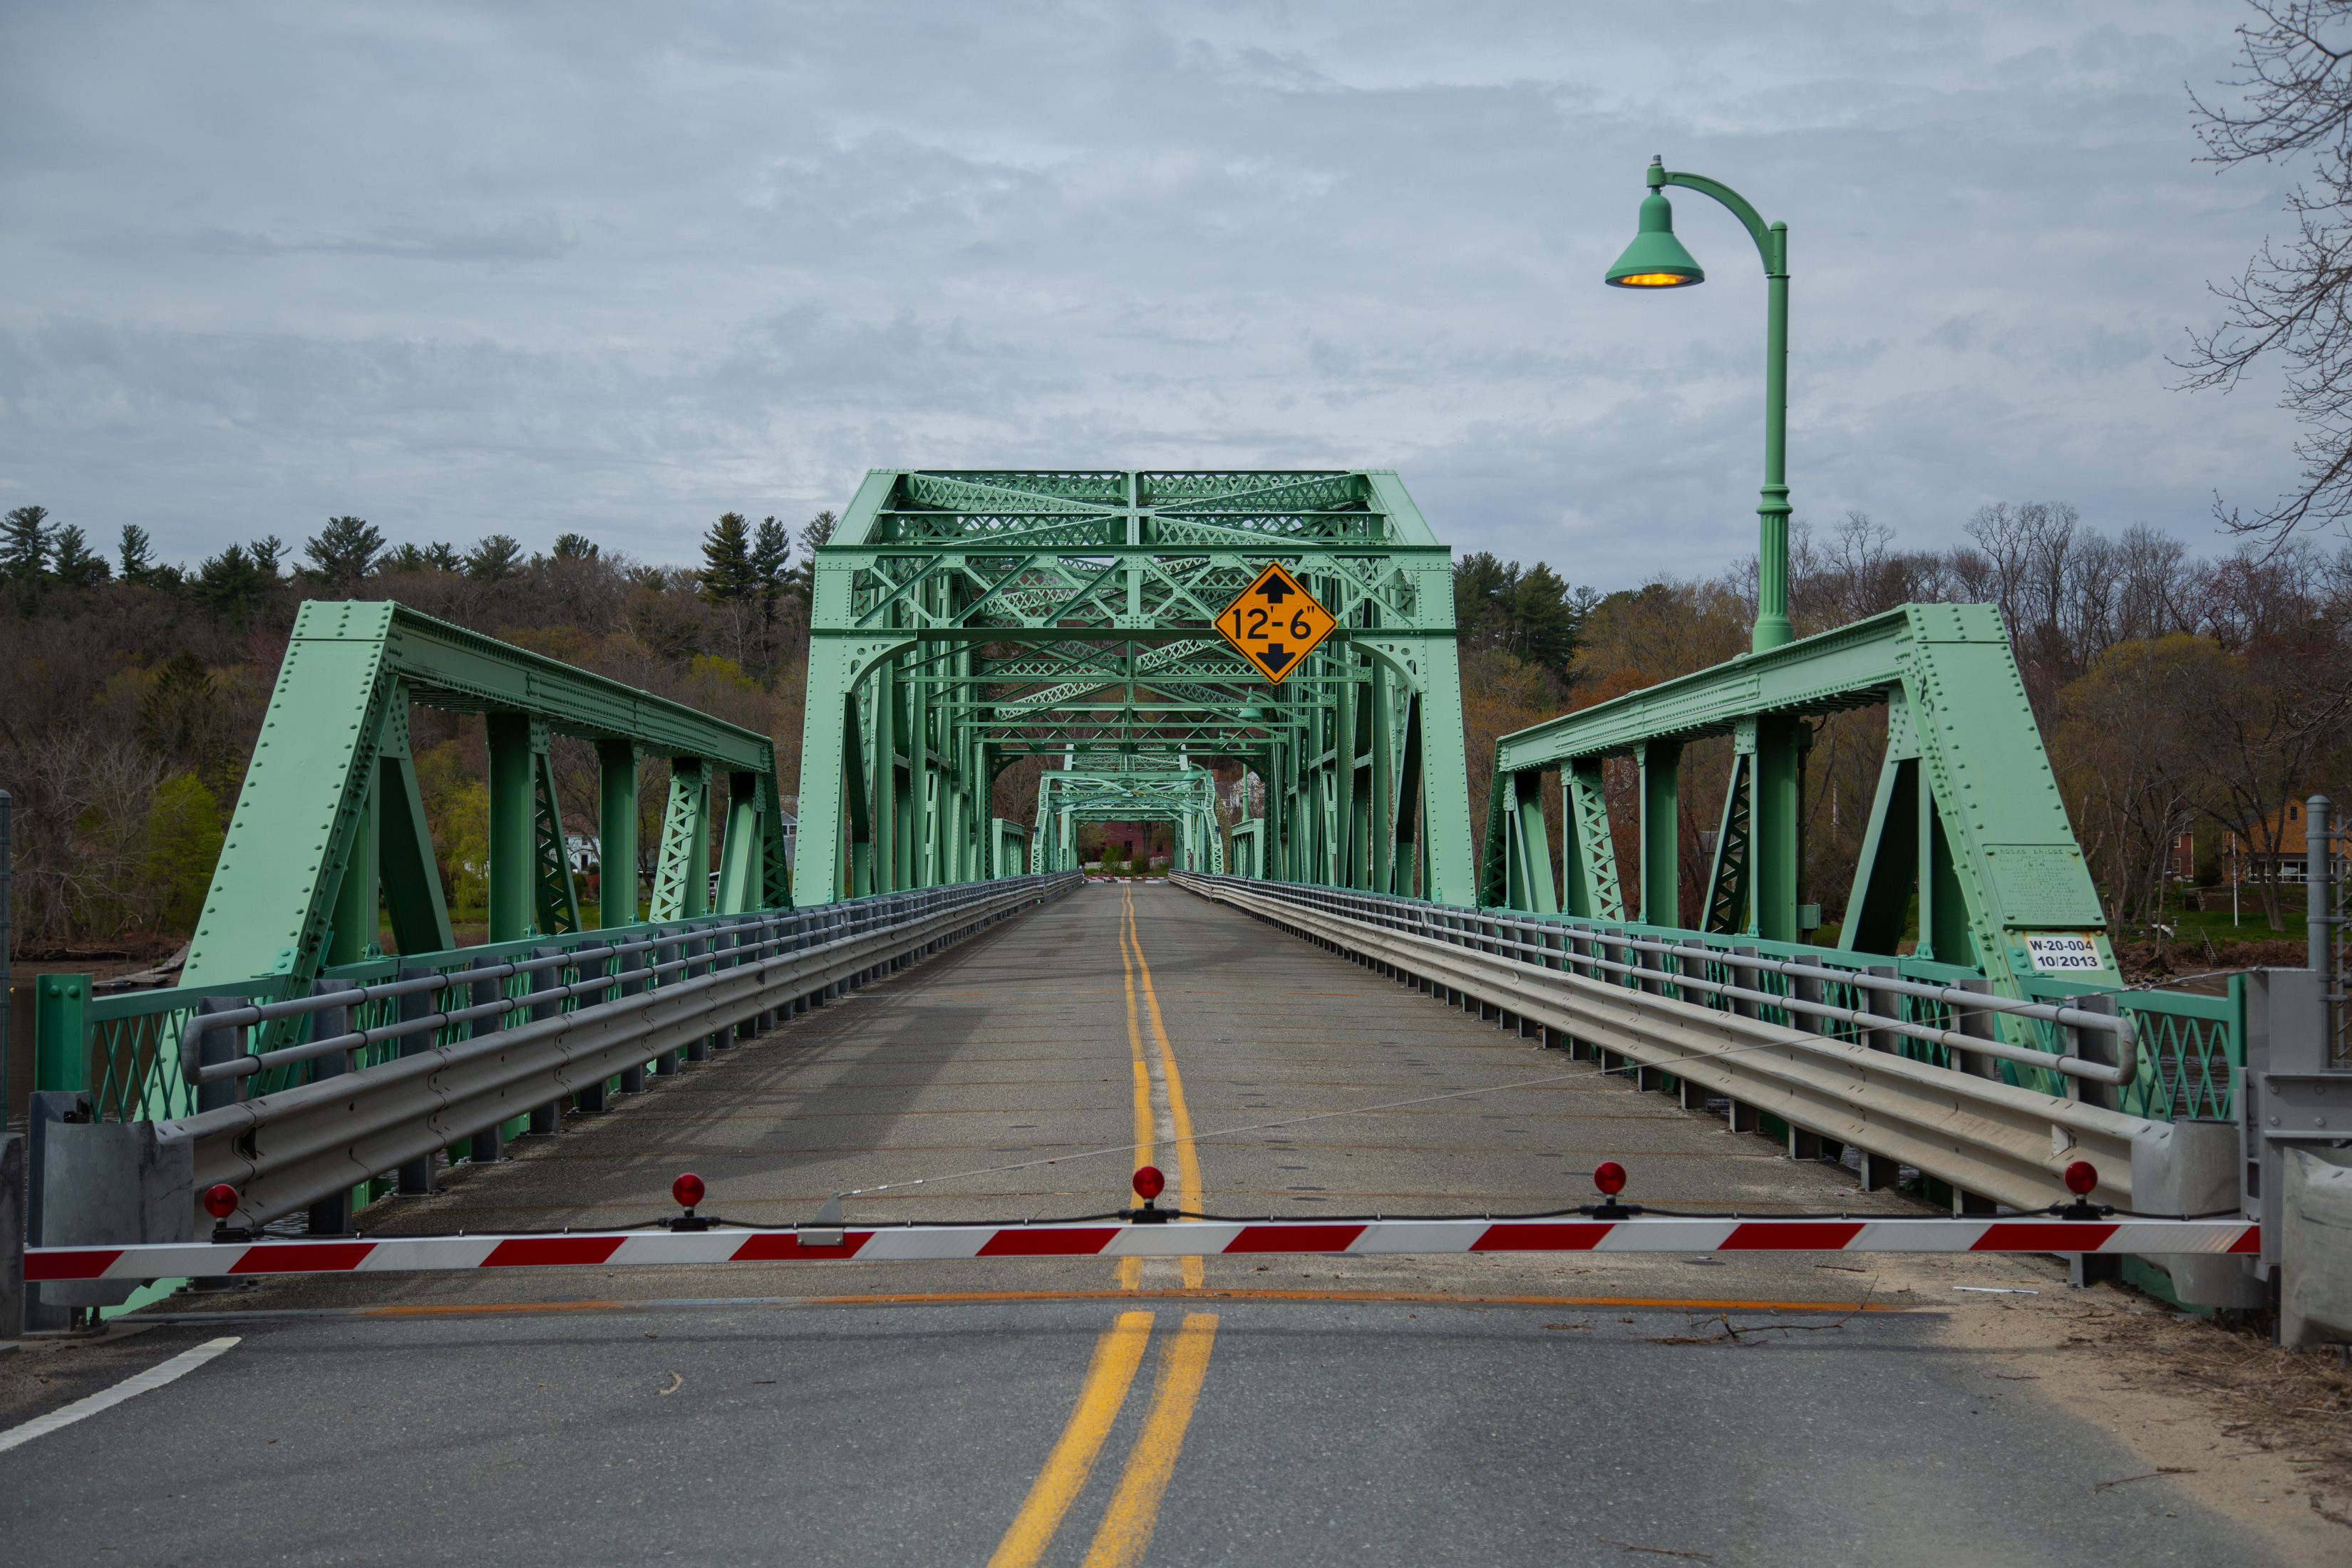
[1200,880,2139,1082]
[156,874,1080,1230]
[178,904,932,1087]
[1172,873,2175,1214]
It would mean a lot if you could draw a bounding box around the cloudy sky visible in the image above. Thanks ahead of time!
[0,1,2311,588]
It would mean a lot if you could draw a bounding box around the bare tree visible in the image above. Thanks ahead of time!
[2181,2,2352,542]
[2053,637,2212,933]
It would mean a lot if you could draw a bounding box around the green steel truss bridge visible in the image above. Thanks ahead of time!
[19,485,2271,1355]
[182,600,790,999]
[1480,602,2122,1013]
[791,469,1478,906]
[1030,762,1225,875]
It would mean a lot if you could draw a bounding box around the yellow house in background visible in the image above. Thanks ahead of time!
[2224,796,2350,886]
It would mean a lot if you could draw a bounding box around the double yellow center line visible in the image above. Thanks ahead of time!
[1117,883,1203,1291]
[984,885,1224,1564]
[986,1309,1222,1568]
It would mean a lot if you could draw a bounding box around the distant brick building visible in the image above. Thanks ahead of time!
[1100,822,1167,862]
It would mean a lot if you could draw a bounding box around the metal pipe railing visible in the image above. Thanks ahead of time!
[1179,874,2139,1086]
[180,876,1076,1087]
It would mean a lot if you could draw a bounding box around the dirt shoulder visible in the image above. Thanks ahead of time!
[1936,1267,2351,1564]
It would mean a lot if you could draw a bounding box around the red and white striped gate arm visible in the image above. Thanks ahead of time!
[23,1215,2259,1283]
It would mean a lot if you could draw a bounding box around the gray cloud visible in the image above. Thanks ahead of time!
[0,1,2307,585]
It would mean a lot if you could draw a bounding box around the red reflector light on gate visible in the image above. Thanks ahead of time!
[1593,1161,1627,1197]
[202,1184,239,1220]
[673,1172,706,1209]
[1132,1165,1166,1201]
[2063,1161,2098,1197]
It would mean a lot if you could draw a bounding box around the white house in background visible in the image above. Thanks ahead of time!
[562,815,796,888]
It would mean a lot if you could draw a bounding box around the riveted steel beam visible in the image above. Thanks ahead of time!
[185,601,783,995]
[1482,602,2117,1013]
[793,470,1477,905]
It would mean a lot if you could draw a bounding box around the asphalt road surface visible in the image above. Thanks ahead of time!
[0,884,2306,1564]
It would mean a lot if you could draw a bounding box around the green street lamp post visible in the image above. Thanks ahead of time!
[1607,155,1793,654]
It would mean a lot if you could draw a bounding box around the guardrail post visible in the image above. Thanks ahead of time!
[813,911,834,1003]
[734,915,763,1039]
[787,913,810,1015]
[706,924,736,1054]
[1789,952,1825,1036]
[193,996,244,1114]
[1783,956,1832,1160]
[615,942,649,1093]
[1627,941,1668,1090]
[396,967,443,1190]
[307,979,353,1086]
[1719,947,1762,1129]
[463,956,511,1160]
[683,925,712,1063]
[2068,991,2120,1113]
[1950,976,2001,1080]
[652,927,684,1074]
[1671,944,1712,1110]
[306,980,358,1233]
[753,914,778,1033]
[1858,1149,1903,1192]
[1858,964,1900,1061]
[523,954,568,1130]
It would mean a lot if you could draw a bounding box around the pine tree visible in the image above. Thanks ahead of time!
[3,505,52,582]
[51,524,110,589]
[751,515,790,621]
[120,524,154,584]
[138,650,234,791]
[551,532,599,560]
[790,509,837,603]
[465,534,525,582]
[303,515,384,587]
[698,512,756,602]
[195,545,269,628]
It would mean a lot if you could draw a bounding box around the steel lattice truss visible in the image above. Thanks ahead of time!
[1484,603,2122,1011]
[794,470,1476,905]
[183,602,788,999]
[1029,764,1226,875]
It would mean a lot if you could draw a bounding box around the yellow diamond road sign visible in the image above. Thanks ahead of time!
[1215,562,1336,684]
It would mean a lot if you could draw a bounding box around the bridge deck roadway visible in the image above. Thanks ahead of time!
[227,880,1934,1309]
[2,885,2316,1566]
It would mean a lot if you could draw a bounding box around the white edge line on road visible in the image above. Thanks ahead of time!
[0,1336,242,1454]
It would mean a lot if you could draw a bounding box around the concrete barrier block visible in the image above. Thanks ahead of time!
[29,1097,193,1308]
[2131,1119,2265,1310]
[2283,1146,2352,1348]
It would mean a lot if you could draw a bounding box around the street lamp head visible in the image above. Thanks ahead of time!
[1605,187,1704,289]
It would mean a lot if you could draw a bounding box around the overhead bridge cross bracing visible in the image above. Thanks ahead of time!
[792,469,1478,904]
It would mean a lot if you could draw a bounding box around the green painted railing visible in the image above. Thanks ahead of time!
[1212,877,2247,1123]
[78,911,776,1125]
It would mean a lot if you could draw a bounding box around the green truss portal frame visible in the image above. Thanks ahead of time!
[792,470,1477,905]
[1030,762,1226,875]
[1482,602,2119,1004]
[183,600,788,996]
